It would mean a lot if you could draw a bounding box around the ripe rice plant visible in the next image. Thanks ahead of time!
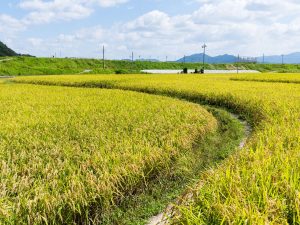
[231,73,300,84]
[15,74,300,223]
[0,82,217,224]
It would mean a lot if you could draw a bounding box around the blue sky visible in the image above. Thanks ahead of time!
[1,0,300,59]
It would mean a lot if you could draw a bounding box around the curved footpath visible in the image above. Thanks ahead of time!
[0,76,14,78]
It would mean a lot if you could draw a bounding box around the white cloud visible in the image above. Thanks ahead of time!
[19,0,129,10]
[20,0,93,24]
[19,0,129,24]
[27,37,43,46]
[0,14,26,35]
[96,0,128,7]
[124,11,171,31]
[7,0,300,58]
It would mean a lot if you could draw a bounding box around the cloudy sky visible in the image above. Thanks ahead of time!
[0,0,300,59]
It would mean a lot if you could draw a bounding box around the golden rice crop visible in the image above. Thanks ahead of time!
[0,82,216,224]
[15,74,300,223]
[231,73,300,84]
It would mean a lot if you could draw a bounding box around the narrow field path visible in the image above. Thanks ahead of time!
[0,76,14,78]
[147,112,252,225]
[0,58,13,63]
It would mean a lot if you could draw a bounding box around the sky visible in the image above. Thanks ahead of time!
[1,0,300,59]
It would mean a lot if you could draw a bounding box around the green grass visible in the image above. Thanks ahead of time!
[0,81,219,224]
[14,74,300,223]
[0,57,207,76]
[2,57,300,76]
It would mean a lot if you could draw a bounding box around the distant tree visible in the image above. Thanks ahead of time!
[0,41,18,56]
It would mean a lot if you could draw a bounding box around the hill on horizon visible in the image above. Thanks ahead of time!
[178,52,300,64]
[177,53,239,64]
[256,52,300,64]
[0,41,18,57]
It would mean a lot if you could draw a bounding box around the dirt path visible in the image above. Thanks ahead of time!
[0,58,13,63]
[147,113,252,225]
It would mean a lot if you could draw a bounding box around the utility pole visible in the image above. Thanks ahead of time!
[132,52,134,62]
[281,54,284,65]
[102,45,105,69]
[202,43,207,73]
[166,56,168,62]
[263,54,265,64]
[237,54,240,74]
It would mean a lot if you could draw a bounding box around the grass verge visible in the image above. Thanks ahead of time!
[3,57,300,76]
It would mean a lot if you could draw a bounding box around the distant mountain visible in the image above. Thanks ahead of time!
[177,53,238,64]
[257,52,300,64]
[212,54,238,63]
[178,52,300,64]
[0,41,18,56]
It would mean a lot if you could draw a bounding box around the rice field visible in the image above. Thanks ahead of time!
[231,73,300,84]
[14,74,300,224]
[0,81,219,224]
